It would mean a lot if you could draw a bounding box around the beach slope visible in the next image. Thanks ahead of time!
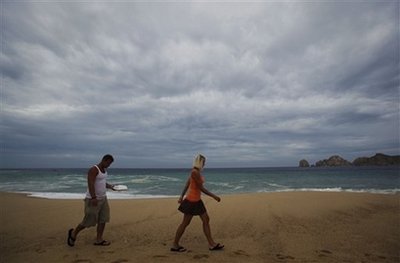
[0,192,399,262]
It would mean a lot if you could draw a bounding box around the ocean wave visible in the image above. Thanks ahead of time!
[16,191,176,200]
[8,187,399,200]
[208,182,234,187]
[18,192,85,199]
[208,181,247,190]
[257,188,400,195]
[129,175,181,184]
[266,183,288,188]
[1,167,398,199]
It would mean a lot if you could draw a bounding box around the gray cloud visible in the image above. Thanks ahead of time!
[1,2,399,168]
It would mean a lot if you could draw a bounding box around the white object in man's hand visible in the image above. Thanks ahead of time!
[113,185,128,191]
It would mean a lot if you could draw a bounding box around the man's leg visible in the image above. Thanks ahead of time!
[68,199,92,246]
[96,222,106,243]
[94,199,110,245]
[72,224,85,240]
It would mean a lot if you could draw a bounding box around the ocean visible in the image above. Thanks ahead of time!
[0,167,399,199]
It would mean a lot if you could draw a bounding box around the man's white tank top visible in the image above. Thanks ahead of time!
[85,165,107,200]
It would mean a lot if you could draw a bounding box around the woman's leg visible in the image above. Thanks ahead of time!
[199,212,217,248]
[173,214,193,248]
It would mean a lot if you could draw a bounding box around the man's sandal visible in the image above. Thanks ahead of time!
[67,228,76,247]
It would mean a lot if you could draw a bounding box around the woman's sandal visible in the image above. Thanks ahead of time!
[170,246,187,252]
[94,240,111,246]
[209,243,224,251]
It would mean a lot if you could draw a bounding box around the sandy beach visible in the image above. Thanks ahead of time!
[0,192,399,263]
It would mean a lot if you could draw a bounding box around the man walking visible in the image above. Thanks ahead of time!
[67,154,115,246]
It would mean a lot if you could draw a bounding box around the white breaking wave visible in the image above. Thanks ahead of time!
[257,188,400,195]
[17,191,177,200]
[129,175,181,184]
[16,187,400,200]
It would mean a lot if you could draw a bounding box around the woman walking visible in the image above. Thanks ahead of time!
[171,154,224,252]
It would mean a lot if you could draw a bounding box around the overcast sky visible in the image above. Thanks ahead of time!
[1,1,399,168]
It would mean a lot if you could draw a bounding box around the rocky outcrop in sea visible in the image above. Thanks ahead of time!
[352,153,400,166]
[298,153,400,167]
[315,155,352,167]
[299,159,310,167]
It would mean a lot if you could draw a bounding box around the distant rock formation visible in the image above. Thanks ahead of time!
[352,153,400,166]
[301,153,400,167]
[315,155,352,167]
[299,159,310,167]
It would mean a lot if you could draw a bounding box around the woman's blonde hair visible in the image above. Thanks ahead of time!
[193,154,206,170]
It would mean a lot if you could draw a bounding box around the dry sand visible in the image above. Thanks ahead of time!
[0,192,399,263]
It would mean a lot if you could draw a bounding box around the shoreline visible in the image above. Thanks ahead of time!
[1,191,399,262]
[2,187,400,200]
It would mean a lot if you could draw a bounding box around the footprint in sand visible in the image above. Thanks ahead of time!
[193,254,209,259]
[233,250,250,257]
[153,255,168,258]
[35,248,46,254]
[276,254,295,260]
[100,250,115,254]
[111,259,129,263]
[364,253,387,260]
[317,249,333,257]
[72,260,92,263]
[319,250,332,254]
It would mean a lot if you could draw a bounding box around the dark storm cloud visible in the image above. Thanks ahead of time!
[1,1,398,168]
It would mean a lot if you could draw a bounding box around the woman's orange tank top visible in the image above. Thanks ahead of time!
[186,170,205,202]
